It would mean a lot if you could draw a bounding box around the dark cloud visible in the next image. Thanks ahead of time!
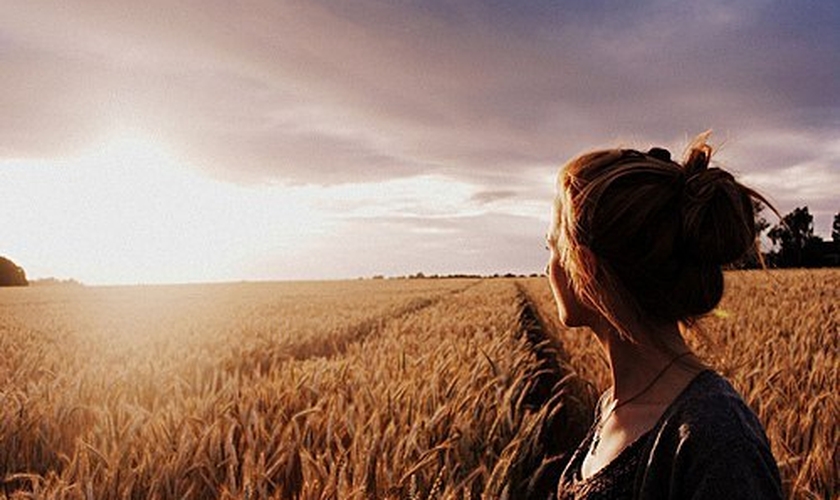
[1,0,837,235]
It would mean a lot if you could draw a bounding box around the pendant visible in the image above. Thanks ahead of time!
[590,422,603,456]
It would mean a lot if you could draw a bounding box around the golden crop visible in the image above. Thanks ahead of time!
[0,270,836,499]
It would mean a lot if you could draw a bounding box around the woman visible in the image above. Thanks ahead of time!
[547,134,783,499]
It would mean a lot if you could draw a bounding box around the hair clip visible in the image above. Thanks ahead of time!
[647,147,672,162]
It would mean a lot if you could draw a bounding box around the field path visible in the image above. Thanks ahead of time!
[480,282,595,498]
[220,280,485,377]
[512,283,587,409]
[296,279,485,360]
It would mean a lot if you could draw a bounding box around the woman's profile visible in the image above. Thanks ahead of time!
[546,133,783,499]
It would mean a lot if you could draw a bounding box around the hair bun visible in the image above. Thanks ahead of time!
[680,166,756,265]
[671,261,724,317]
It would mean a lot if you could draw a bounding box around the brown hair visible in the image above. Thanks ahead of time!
[549,133,771,340]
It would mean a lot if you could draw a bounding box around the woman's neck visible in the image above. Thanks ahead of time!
[593,321,702,403]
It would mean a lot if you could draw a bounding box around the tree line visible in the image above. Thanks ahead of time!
[754,206,840,268]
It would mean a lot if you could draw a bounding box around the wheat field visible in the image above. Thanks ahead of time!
[0,270,836,499]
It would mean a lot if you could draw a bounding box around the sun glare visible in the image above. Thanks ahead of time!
[3,129,534,284]
[1,129,330,284]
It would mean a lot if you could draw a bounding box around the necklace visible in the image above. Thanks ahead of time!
[590,351,693,456]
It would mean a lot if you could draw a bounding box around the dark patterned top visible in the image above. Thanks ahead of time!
[556,370,783,500]
[557,427,649,499]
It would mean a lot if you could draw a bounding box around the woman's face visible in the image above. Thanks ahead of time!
[546,237,596,329]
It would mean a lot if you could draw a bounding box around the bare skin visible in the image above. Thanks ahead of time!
[547,249,705,479]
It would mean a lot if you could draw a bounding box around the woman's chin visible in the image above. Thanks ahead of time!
[557,311,577,328]
[558,309,591,329]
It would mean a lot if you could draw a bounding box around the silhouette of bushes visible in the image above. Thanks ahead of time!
[766,207,840,268]
[0,256,28,286]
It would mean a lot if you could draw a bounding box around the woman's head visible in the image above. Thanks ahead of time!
[547,133,768,340]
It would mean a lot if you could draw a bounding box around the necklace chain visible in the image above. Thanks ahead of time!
[590,351,693,456]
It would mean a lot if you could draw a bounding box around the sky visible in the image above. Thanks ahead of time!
[1,0,838,285]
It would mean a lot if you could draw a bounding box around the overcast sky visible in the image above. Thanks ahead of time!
[1,1,838,284]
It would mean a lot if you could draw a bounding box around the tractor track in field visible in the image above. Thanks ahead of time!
[481,283,596,499]
[512,282,575,410]
[226,280,486,377]
[513,282,599,400]
[303,278,487,360]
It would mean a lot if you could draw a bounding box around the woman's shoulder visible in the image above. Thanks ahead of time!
[662,370,763,435]
[637,370,783,499]
[650,369,772,454]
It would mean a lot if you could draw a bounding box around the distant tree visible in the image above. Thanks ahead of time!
[833,212,840,242]
[30,277,82,287]
[0,256,28,286]
[767,207,826,267]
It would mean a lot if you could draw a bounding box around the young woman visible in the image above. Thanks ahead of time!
[547,134,783,499]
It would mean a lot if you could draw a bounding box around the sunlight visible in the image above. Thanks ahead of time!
[1,129,330,284]
[2,128,540,284]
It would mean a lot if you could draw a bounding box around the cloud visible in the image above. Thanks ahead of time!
[471,190,519,205]
[4,1,836,185]
[267,210,550,280]
[736,131,840,236]
[1,1,837,280]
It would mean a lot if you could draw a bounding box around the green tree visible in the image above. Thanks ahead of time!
[767,207,824,267]
[0,256,28,286]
